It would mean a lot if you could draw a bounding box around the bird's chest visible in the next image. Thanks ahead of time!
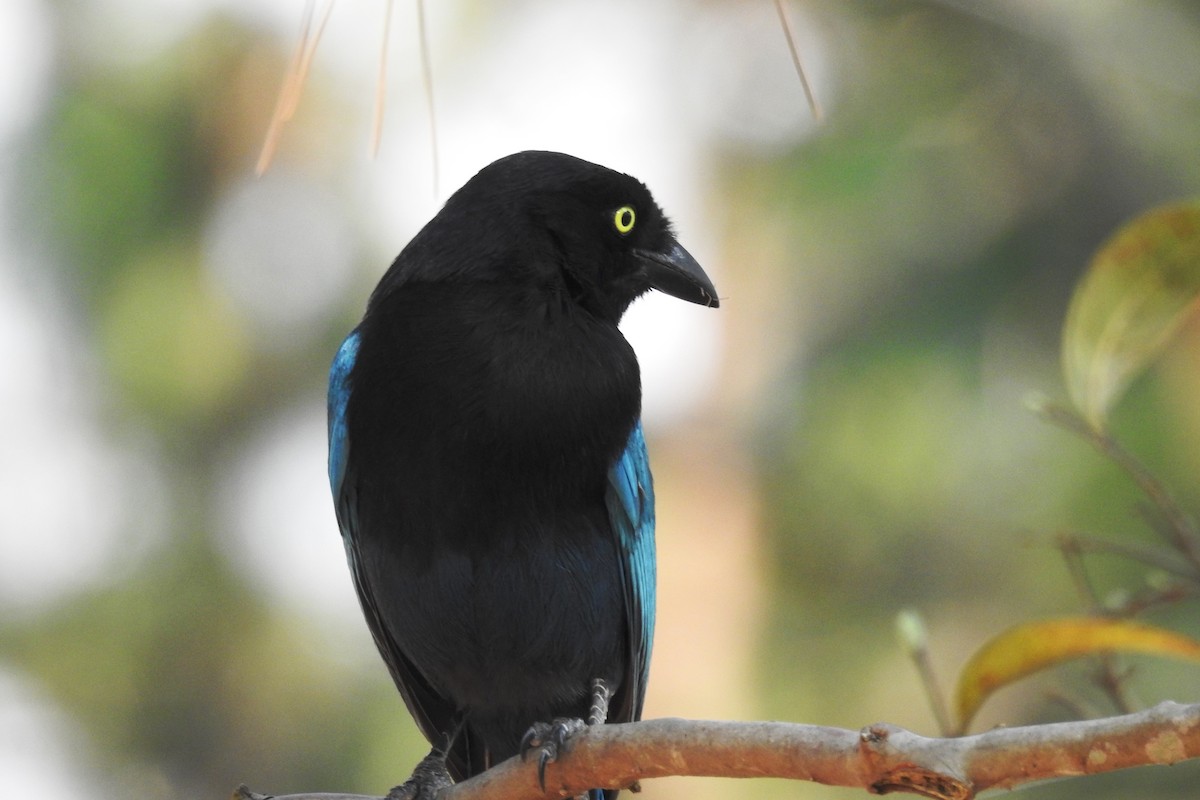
[475,312,638,450]
[350,289,638,706]
[353,290,640,510]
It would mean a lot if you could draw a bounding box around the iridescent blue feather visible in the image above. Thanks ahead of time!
[604,420,656,719]
[327,329,360,546]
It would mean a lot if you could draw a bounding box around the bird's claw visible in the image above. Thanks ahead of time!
[520,717,587,789]
[386,747,454,800]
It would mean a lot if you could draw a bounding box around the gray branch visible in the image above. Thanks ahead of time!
[235,701,1200,800]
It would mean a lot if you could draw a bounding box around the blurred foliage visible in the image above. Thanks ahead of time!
[1062,202,1200,430]
[2,2,1200,800]
[740,3,1200,798]
[2,9,414,798]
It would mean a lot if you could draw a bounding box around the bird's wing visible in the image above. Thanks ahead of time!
[604,420,656,724]
[327,329,476,777]
[326,330,358,512]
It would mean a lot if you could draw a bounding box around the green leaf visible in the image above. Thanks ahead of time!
[1062,201,1200,429]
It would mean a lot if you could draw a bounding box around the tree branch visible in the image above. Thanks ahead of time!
[235,702,1200,800]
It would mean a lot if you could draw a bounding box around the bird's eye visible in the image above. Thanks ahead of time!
[613,206,636,235]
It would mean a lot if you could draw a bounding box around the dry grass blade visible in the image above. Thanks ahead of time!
[257,0,337,175]
[773,0,823,121]
[371,0,395,158]
[416,0,440,195]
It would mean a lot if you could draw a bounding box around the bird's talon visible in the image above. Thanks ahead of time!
[521,716,588,790]
[386,746,454,800]
[386,783,416,800]
[520,726,542,758]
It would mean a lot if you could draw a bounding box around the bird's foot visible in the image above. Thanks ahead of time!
[587,677,612,727]
[520,717,587,789]
[386,747,454,800]
[520,679,615,791]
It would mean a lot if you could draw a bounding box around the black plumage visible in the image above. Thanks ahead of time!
[327,151,718,797]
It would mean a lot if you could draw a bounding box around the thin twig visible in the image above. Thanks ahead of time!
[1115,582,1198,616]
[772,0,823,121]
[416,0,440,197]
[1054,532,1136,713]
[1056,530,1199,584]
[372,0,394,158]
[256,0,337,175]
[896,610,953,737]
[1093,659,1137,716]
[1037,401,1200,573]
[1042,688,1099,721]
[1057,531,1101,609]
[257,0,315,175]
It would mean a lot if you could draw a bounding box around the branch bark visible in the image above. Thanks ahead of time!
[235,701,1200,800]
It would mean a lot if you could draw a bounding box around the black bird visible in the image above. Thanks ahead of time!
[327,150,718,799]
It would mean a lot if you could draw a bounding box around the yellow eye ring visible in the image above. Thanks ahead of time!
[613,206,636,234]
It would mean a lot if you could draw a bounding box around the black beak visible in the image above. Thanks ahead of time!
[634,240,720,309]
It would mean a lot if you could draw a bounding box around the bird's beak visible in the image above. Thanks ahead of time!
[634,241,720,308]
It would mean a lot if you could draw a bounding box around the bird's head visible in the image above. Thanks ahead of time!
[398,151,719,325]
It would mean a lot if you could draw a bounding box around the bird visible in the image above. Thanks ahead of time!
[326,150,719,800]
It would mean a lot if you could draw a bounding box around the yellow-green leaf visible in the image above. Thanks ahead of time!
[954,617,1200,733]
[1062,201,1200,429]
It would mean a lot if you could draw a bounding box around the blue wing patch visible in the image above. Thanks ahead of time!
[327,328,360,512]
[604,419,656,721]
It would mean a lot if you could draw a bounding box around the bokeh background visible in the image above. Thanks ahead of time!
[2,1,1199,798]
